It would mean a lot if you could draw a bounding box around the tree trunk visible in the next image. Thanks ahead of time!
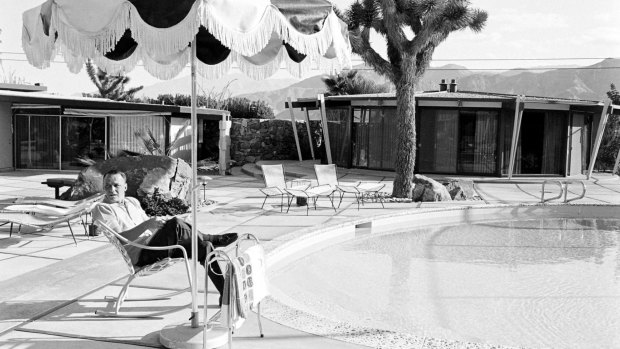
[392,59,417,198]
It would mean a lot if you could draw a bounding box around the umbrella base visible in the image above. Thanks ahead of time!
[160,322,228,349]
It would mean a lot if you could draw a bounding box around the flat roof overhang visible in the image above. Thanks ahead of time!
[1,91,230,120]
[287,94,615,114]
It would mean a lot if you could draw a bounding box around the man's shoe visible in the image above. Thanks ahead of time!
[212,233,238,248]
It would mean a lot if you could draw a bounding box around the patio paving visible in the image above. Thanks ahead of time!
[1,162,619,348]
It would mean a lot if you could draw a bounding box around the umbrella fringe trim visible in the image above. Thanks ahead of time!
[237,50,285,80]
[141,48,190,80]
[22,35,56,69]
[21,4,57,69]
[129,1,200,58]
[50,2,132,60]
[200,3,280,57]
[196,57,233,80]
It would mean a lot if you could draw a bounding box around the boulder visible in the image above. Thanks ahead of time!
[61,155,192,201]
[412,174,452,202]
[443,179,477,200]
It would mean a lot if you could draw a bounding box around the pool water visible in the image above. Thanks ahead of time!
[270,218,620,348]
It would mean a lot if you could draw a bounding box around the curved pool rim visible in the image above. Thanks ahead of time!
[261,203,620,349]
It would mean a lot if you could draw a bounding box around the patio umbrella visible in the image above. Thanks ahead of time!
[22,0,352,347]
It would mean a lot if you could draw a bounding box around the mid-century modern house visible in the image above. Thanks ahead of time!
[0,84,231,173]
[289,82,620,177]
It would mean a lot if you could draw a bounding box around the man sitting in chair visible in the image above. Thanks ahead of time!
[92,169,237,302]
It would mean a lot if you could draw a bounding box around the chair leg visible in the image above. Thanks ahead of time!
[257,302,264,338]
[337,191,344,208]
[286,196,294,213]
[355,193,361,210]
[66,220,78,246]
[9,222,13,237]
[260,196,268,209]
[328,194,336,212]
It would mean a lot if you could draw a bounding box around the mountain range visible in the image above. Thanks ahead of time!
[139,58,620,119]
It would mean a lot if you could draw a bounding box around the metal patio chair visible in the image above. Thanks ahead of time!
[0,196,103,245]
[259,164,309,212]
[314,164,385,210]
[94,222,193,318]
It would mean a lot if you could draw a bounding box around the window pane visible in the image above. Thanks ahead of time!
[109,115,165,156]
[14,115,59,169]
[61,117,105,170]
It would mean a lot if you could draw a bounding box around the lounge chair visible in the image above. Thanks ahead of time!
[259,164,309,212]
[94,222,193,318]
[314,164,385,209]
[0,201,95,245]
[0,193,104,209]
[0,194,104,239]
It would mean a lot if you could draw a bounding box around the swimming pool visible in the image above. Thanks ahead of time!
[267,205,620,349]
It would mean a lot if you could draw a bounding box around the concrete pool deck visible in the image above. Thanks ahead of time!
[1,161,619,349]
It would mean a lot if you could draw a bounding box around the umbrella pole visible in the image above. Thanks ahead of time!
[159,38,229,349]
[190,37,199,329]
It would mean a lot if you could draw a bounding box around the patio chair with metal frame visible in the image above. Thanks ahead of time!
[0,197,102,245]
[94,222,194,318]
[314,164,385,210]
[259,164,309,212]
[283,184,337,215]
[0,194,104,240]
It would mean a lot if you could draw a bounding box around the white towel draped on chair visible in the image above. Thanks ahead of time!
[221,245,269,328]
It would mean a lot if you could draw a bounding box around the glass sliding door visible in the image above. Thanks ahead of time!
[61,116,106,170]
[541,111,566,175]
[419,109,459,173]
[14,114,60,169]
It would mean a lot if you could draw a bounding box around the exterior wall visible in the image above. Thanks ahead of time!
[230,119,321,164]
[0,102,13,170]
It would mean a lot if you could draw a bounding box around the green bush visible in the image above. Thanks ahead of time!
[139,187,190,216]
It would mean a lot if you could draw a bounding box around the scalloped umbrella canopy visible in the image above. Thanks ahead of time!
[22,0,352,80]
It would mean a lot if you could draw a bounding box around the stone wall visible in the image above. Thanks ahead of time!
[230,119,323,164]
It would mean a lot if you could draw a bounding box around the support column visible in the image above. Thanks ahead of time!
[508,95,524,179]
[587,99,612,179]
[287,97,303,162]
[318,94,333,164]
[304,108,315,160]
[219,114,231,175]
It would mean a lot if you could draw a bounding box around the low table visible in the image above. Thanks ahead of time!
[41,178,76,199]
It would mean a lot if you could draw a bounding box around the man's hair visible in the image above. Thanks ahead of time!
[103,169,127,182]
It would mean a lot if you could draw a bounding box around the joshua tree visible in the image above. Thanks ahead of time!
[84,59,143,101]
[343,0,487,198]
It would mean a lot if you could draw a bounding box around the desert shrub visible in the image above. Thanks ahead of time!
[139,187,190,216]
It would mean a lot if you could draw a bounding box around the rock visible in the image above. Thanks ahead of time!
[412,174,452,202]
[443,179,476,200]
[61,155,192,201]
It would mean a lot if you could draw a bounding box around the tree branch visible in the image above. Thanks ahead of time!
[377,0,407,52]
[349,28,395,82]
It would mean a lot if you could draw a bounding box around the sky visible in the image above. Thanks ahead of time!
[1,0,619,96]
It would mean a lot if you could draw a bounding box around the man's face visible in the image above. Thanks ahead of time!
[103,174,127,204]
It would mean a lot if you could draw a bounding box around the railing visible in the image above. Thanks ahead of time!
[540,180,586,203]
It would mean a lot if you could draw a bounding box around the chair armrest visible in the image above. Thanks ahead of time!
[98,222,190,260]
